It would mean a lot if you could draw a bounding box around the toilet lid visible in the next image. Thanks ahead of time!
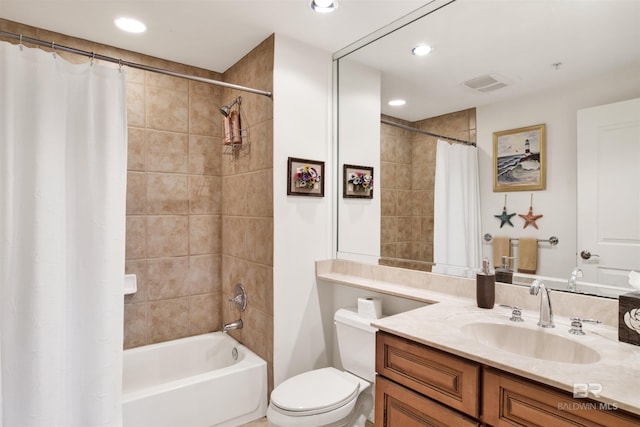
[270,367,360,415]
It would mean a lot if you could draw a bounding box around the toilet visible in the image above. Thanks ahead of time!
[267,307,378,427]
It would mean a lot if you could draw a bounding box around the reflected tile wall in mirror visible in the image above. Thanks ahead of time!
[380,108,476,271]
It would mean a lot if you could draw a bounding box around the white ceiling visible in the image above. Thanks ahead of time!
[351,0,640,121]
[0,0,429,72]
[1,0,639,121]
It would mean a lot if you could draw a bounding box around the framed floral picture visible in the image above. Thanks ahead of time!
[343,164,374,199]
[287,157,324,197]
[493,123,546,192]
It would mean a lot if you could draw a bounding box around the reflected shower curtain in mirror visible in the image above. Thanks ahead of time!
[0,42,127,426]
[433,139,481,277]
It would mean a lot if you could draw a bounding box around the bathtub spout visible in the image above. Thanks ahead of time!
[223,319,243,332]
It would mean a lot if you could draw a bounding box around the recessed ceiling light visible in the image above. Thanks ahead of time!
[388,99,406,107]
[310,0,339,13]
[412,44,432,56]
[114,17,146,34]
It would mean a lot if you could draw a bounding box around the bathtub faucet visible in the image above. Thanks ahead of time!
[223,319,243,332]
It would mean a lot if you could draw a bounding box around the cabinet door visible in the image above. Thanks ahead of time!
[376,331,480,418]
[375,376,479,427]
[483,368,640,427]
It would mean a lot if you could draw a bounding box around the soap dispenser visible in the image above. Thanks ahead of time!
[495,256,514,284]
[477,258,495,309]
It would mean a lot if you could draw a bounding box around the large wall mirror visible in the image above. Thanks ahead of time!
[336,0,640,298]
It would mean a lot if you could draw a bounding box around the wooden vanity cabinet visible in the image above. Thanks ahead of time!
[375,331,640,427]
[376,331,480,426]
[483,368,640,427]
[376,376,479,427]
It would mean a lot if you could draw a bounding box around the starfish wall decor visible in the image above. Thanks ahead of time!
[519,193,543,229]
[495,194,516,228]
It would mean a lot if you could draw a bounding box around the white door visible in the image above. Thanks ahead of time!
[577,98,640,289]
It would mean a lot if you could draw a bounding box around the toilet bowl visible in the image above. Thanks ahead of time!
[266,367,372,427]
[267,308,378,427]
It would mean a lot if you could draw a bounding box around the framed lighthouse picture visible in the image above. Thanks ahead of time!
[493,124,546,192]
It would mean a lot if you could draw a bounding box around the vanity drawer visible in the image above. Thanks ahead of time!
[375,376,479,427]
[483,368,640,427]
[376,331,480,418]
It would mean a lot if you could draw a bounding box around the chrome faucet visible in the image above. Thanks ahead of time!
[567,267,583,292]
[222,319,243,332]
[223,284,247,333]
[529,279,554,328]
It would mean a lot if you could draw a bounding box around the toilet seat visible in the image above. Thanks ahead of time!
[270,367,361,416]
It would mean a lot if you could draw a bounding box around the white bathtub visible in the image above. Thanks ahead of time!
[123,332,267,427]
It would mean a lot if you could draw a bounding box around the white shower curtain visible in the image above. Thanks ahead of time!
[433,139,481,277]
[0,42,127,426]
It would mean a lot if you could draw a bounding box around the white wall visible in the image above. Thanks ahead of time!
[272,34,335,386]
[270,39,640,391]
[336,58,381,261]
[477,60,640,279]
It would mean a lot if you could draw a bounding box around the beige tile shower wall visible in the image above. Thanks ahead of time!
[379,109,476,268]
[0,19,224,349]
[220,36,275,395]
[123,61,223,348]
[380,116,413,260]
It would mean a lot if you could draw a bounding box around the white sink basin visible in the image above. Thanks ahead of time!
[461,322,601,364]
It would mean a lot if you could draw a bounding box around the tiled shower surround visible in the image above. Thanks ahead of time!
[380,108,476,270]
[0,20,275,392]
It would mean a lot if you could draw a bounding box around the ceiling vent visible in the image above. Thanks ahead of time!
[463,74,510,93]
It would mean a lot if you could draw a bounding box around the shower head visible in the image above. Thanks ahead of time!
[219,97,242,117]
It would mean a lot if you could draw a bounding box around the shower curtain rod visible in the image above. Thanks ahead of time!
[0,31,273,98]
[381,118,476,146]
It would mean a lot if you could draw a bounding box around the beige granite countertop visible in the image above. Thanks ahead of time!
[316,259,640,416]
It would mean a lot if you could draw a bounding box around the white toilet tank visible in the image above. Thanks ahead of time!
[334,307,378,383]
